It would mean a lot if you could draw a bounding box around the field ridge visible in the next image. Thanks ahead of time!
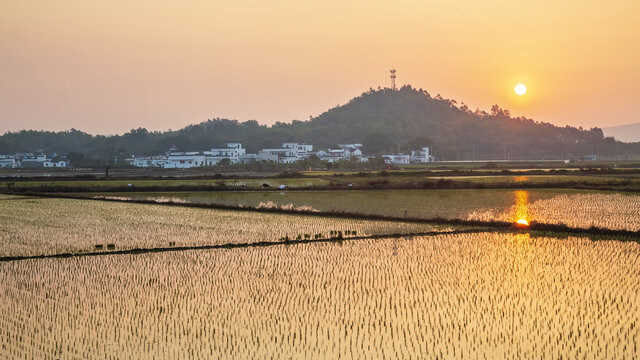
[0,228,489,262]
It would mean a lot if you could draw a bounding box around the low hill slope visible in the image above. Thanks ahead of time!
[1,86,638,162]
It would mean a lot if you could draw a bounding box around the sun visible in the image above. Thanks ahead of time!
[514,83,527,96]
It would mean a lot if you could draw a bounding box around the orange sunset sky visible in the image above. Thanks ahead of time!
[1,0,638,134]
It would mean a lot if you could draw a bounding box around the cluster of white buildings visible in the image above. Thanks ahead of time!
[0,143,434,169]
[129,142,318,168]
[382,147,432,165]
[0,154,68,168]
[127,142,433,168]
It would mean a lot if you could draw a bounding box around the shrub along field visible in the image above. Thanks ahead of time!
[4,169,640,192]
[0,194,449,258]
[96,189,640,231]
[0,233,637,358]
[1,177,330,190]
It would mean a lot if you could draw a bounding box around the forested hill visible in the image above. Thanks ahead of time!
[1,85,638,164]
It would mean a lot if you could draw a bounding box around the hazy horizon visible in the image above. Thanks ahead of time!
[1,85,637,137]
[2,0,639,134]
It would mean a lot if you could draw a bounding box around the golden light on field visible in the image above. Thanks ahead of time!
[2,191,640,358]
[515,84,527,96]
[514,190,530,226]
[1,233,639,358]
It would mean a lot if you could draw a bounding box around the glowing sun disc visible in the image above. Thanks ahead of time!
[515,84,527,96]
[516,219,529,226]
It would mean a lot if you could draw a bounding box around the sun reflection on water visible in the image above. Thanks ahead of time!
[514,190,530,226]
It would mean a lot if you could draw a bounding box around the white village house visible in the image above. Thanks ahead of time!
[410,147,433,163]
[21,154,49,168]
[258,143,313,163]
[0,155,18,168]
[165,142,247,168]
[383,147,433,165]
[382,154,411,165]
[203,142,246,164]
[43,159,69,168]
[316,144,366,163]
[164,152,207,169]
[0,153,69,168]
[130,155,169,168]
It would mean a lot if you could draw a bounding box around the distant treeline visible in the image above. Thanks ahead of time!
[2,86,638,167]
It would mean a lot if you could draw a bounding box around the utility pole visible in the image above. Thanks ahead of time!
[390,69,397,90]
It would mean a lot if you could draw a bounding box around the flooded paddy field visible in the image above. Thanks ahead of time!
[94,189,640,231]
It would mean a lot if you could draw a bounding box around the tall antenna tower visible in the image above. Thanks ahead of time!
[389,69,397,90]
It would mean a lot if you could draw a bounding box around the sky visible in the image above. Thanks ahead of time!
[1,0,639,135]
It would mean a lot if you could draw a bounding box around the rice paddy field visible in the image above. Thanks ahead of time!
[0,194,445,257]
[1,190,639,358]
[99,189,640,231]
[0,233,638,359]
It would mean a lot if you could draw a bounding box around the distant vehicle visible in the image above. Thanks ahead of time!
[279,185,286,189]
